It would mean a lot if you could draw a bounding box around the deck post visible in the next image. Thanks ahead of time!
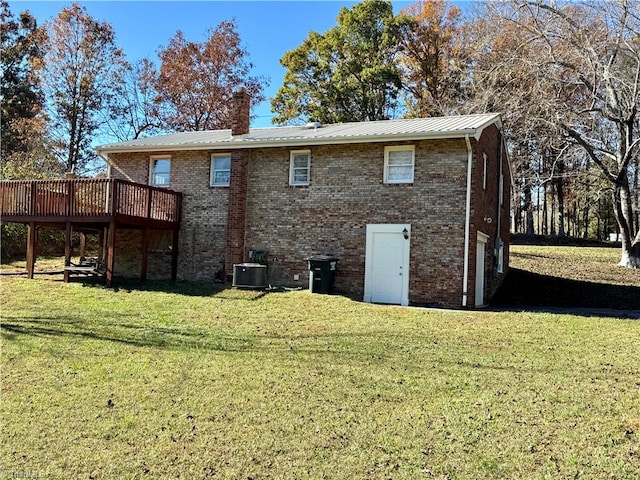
[26,222,36,279]
[99,227,106,262]
[106,222,116,288]
[64,222,72,283]
[170,193,181,282]
[79,232,86,257]
[141,227,149,281]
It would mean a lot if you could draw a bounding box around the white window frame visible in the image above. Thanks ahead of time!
[289,150,311,186]
[384,145,415,184]
[149,155,171,188]
[210,153,231,187]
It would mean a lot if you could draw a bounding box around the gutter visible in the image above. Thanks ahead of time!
[462,134,473,308]
[95,132,481,155]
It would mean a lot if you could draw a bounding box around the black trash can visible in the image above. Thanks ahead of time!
[308,256,338,294]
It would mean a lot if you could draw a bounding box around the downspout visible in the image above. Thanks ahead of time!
[96,149,112,177]
[495,131,504,271]
[462,134,473,307]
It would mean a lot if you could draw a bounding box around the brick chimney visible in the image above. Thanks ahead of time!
[231,88,250,136]
[225,88,251,280]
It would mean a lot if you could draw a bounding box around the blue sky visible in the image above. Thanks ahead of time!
[10,0,418,128]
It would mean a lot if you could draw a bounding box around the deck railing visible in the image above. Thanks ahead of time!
[0,178,181,224]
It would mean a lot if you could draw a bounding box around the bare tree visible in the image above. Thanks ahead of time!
[508,0,640,267]
[105,59,165,141]
[463,1,639,268]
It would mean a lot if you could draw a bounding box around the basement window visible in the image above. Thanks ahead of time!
[384,146,414,184]
[289,150,310,186]
[149,156,171,187]
[211,154,231,187]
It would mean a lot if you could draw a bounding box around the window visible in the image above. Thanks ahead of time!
[149,156,170,187]
[211,154,231,187]
[384,146,414,184]
[289,150,310,186]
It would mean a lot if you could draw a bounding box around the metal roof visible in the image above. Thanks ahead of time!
[96,113,502,154]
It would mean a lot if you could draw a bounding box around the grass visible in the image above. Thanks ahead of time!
[494,244,640,310]
[1,268,639,479]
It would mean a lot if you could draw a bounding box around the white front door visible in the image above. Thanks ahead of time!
[475,232,489,307]
[364,224,410,306]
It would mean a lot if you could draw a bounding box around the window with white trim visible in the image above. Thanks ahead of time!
[211,154,231,187]
[384,146,414,184]
[289,150,310,186]
[149,156,171,187]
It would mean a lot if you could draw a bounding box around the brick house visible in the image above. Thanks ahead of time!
[97,90,511,308]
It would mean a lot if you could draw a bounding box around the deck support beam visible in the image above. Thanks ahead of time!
[99,227,107,263]
[79,232,86,257]
[64,222,72,283]
[106,222,116,288]
[26,222,36,279]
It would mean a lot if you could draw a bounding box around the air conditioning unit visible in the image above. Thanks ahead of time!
[232,263,267,289]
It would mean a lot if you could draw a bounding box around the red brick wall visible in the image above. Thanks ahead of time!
[108,126,508,308]
[114,229,173,279]
[108,150,229,281]
[468,124,511,304]
[244,139,469,307]
[231,89,250,136]
[224,150,249,278]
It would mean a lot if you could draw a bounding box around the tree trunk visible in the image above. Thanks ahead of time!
[614,185,640,268]
[524,183,534,235]
[582,157,591,238]
[542,183,548,235]
[550,188,556,236]
[556,160,565,237]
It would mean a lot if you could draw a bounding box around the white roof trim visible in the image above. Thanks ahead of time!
[96,113,502,155]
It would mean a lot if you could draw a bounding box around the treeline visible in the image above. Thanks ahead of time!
[1,0,639,266]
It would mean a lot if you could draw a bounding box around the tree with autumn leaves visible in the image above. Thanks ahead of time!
[147,20,266,132]
[0,0,59,179]
[2,3,266,175]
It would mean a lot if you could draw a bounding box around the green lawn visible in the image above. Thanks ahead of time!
[1,256,640,478]
[494,244,640,310]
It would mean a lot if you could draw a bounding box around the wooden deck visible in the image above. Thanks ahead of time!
[0,178,182,286]
[0,178,181,228]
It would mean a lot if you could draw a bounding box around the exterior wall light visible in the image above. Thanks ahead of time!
[402,227,409,239]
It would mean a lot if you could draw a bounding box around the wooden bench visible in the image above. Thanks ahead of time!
[64,257,106,276]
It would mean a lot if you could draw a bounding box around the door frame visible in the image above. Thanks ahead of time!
[364,224,411,306]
